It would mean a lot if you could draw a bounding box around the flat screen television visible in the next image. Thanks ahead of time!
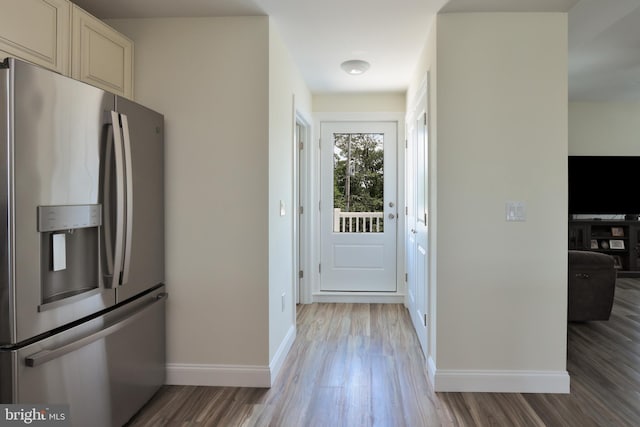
[568,156,640,216]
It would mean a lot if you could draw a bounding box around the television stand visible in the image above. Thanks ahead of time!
[569,219,640,277]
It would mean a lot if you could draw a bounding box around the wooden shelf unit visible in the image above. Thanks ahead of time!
[569,220,640,276]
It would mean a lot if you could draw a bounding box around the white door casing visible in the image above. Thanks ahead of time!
[320,121,398,292]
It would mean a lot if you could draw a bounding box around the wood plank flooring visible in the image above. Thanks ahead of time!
[127,278,640,426]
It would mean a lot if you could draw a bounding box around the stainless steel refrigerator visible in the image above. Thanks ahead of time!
[0,58,166,426]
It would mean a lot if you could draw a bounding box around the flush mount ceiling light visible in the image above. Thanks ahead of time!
[340,60,370,75]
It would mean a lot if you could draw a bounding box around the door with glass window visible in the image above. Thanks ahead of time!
[320,121,397,292]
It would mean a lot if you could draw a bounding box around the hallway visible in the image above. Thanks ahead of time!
[128,303,443,426]
[128,283,640,426]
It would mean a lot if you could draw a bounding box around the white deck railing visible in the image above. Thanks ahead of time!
[333,208,384,233]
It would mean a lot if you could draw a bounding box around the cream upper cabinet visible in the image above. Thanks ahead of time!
[0,0,71,74]
[72,5,133,98]
[0,1,134,99]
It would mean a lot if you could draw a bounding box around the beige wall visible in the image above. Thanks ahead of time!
[569,102,640,155]
[313,93,405,112]
[268,21,312,361]
[109,17,271,368]
[433,12,568,387]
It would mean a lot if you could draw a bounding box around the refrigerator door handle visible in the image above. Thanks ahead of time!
[103,124,114,277]
[109,111,126,289]
[121,114,134,286]
[25,296,165,368]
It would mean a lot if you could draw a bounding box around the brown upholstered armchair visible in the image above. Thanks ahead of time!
[568,250,617,322]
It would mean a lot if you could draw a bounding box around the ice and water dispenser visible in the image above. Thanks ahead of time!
[37,205,102,307]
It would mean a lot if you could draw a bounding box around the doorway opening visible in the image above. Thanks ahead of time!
[298,112,405,305]
[406,74,430,356]
[319,121,398,293]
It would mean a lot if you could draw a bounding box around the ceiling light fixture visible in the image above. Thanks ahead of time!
[341,60,370,75]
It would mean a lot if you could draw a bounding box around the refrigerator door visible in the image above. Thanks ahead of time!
[0,286,167,427]
[0,58,116,346]
[113,97,165,303]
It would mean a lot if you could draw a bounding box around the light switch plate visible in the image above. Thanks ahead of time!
[506,201,526,222]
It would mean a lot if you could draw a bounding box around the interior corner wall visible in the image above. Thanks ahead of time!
[434,12,569,392]
[569,101,640,155]
[407,20,437,112]
[107,17,271,384]
[267,21,312,370]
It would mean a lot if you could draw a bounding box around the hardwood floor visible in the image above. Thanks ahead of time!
[127,279,640,426]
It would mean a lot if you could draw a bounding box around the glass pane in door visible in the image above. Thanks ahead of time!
[332,133,384,233]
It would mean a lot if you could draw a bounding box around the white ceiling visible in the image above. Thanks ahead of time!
[569,0,640,101]
[74,0,448,93]
[73,0,640,100]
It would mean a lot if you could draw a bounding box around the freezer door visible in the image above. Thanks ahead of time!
[114,97,164,303]
[0,58,116,346]
[1,286,167,427]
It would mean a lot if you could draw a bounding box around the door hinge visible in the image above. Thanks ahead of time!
[299,206,304,215]
[405,206,408,215]
[405,139,408,148]
[319,138,322,149]
[423,112,428,126]
[319,201,321,211]
[299,141,304,150]
[405,273,408,282]
[319,264,321,274]
[424,313,428,327]
[299,270,304,279]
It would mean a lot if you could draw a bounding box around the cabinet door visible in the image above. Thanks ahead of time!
[0,0,71,75]
[71,5,133,98]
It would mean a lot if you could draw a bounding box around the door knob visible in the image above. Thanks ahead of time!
[388,213,395,220]
[389,202,394,208]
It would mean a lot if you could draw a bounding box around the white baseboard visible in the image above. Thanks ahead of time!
[427,355,437,386]
[269,324,296,386]
[313,292,405,304]
[432,367,570,393]
[166,326,297,388]
[166,363,271,388]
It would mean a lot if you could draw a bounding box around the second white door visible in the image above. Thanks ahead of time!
[406,84,429,356]
[320,121,397,292]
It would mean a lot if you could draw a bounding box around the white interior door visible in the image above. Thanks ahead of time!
[406,119,419,331]
[320,121,397,292]
[407,85,429,355]
[296,122,302,304]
